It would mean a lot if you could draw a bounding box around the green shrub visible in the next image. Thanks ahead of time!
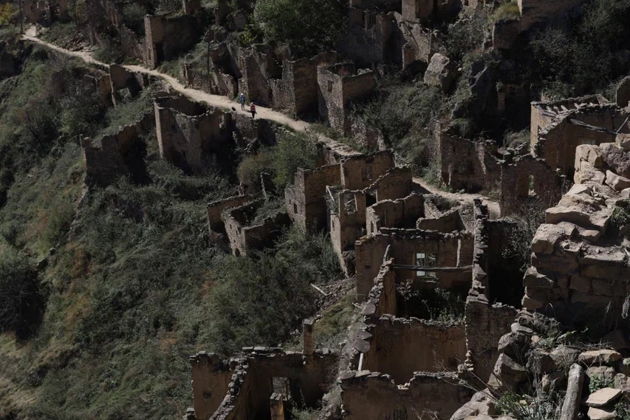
[493,1,520,22]
[205,227,341,354]
[237,149,274,188]
[0,250,43,338]
[237,131,319,191]
[271,131,319,190]
[528,0,630,96]
[253,0,345,57]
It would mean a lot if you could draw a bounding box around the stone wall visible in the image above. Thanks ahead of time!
[330,189,368,263]
[499,154,564,217]
[338,9,398,67]
[434,126,501,193]
[82,113,153,186]
[154,95,233,174]
[366,193,425,235]
[340,372,473,419]
[285,164,341,232]
[270,52,337,117]
[401,0,461,22]
[207,194,256,234]
[208,349,338,420]
[223,199,290,256]
[532,102,630,176]
[109,64,145,106]
[317,63,376,133]
[354,229,473,300]
[145,14,201,68]
[190,353,233,420]
[340,150,395,190]
[464,201,519,382]
[523,138,630,335]
[363,317,467,383]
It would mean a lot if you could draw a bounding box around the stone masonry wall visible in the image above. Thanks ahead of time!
[523,137,630,335]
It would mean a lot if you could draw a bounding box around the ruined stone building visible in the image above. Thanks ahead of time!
[154,95,234,174]
[317,63,377,134]
[189,346,337,420]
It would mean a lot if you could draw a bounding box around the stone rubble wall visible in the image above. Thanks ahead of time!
[523,138,630,334]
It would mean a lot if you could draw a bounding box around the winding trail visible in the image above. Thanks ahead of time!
[22,32,500,215]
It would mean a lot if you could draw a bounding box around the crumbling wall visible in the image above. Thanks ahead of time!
[401,0,461,22]
[354,230,473,300]
[363,317,466,383]
[464,201,519,382]
[330,189,368,262]
[285,164,341,232]
[398,19,441,69]
[190,353,233,420]
[523,139,630,335]
[145,14,201,68]
[365,166,413,202]
[271,52,337,117]
[82,115,152,186]
[209,349,338,420]
[499,154,564,217]
[366,193,425,235]
[207,195,256,234]
[533,103,629,176]
[154,95,233,173]
[416,206,465,232]
[340,372,472,419]
[109,64,145,106]
[340,150,395,190]
[223,199,290,256]
[317,63,376,133]
[237,45,280,107]
[338,9,398,66]
[434,127,501,193]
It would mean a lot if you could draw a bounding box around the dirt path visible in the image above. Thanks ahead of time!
[22,33,500,214]
[22,33,358,158]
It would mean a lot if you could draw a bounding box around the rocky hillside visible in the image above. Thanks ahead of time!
[0,0,629,419]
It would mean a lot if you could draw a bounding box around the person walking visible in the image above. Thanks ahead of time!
[250,102,257,119]
[238,92,246,111]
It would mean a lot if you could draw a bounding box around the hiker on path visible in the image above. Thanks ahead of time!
[238,92,246,110]
[250,102,257,119]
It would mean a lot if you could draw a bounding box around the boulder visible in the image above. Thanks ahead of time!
[601,143,630,179]
[616,76,630,108]
[579,349,623,366]
[424,53,456,92]
[575,144,605,169]
[531,223,575,255]
[492,354,528,391]
[550,345,581,367]
[498,332,530,360]
[605,170,630,191]
[618,134,630,151]
[450,390,496,420]
[585,387,622,408]
[587,407,616,420]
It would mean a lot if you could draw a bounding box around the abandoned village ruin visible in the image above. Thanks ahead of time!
[1,0,630,418]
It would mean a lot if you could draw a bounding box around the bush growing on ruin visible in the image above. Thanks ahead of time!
[206,226,341,354]
[357,79,442,171]
[271,131,319,189]
[0,250,44,338]
[238,131,319,191]
[253,0,345,57]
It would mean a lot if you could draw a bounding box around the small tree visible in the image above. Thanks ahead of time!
[253,0,345,57]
